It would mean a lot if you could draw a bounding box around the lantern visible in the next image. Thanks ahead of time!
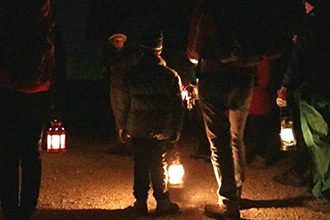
[181,82,199,111]
[47,120,66,152]
[279,108,296,151]
[165,154,185,188]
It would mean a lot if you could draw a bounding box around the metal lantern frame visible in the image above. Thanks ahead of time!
[279,107,297,151]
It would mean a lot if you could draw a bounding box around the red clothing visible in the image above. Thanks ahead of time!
[249,57,271,116]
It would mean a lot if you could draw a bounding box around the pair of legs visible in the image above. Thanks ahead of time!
[0,88,50,220]
[198,65,254,205]
[131,137,169,202]
[0,138,42,220]
[129,137,179,216]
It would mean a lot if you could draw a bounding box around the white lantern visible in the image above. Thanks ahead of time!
[47,120,66,152]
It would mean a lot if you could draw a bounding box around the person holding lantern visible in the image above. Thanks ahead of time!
[186,0,296,219]
[115,26,184,216]
[0,0,56,219]
[276,0,330,212]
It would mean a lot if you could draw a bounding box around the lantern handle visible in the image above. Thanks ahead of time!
[280,107,293,120]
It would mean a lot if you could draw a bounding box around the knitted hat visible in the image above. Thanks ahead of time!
[140,29,163,51]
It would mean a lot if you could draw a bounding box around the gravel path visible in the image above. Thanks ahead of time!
[1,131,329,220]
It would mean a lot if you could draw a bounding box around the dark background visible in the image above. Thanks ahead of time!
[85,0,196,48]
[50,0,199,138]
[50,0,299,142]
[51,0,198,80]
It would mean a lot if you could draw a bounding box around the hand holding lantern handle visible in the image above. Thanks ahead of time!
[276,86,288,107]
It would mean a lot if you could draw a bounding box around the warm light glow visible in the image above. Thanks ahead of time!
[48,134,60,150]
[47,120,66,152]
[181,84,198,110]
[168,164,185,185]
[181,89,188,101]
[280,118,296,151]
[61,134,66,148]
[280,128,295,144]
[189,58,199,65]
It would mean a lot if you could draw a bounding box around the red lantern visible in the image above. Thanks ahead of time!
[47,120,66,152]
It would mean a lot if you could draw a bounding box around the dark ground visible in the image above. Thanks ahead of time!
[1,81,330,220]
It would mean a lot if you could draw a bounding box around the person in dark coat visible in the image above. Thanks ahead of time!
[276,0,330,212]
[0,1,56,219]
[186,0,294,219]
[115,27,184,216]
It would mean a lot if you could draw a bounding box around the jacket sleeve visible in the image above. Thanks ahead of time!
[280,10,310,90]
[186,7,215,64]
[281,41,298,89]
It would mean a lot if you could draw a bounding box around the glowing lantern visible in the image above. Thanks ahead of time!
[279,108,296,151]
[181,82,199,111]
[47,120,66,152]
[168,163,185,185]
[165,155,185,188]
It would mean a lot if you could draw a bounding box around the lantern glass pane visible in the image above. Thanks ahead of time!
[51,135,60,150]
[281,129,293,143]
[60,134,66,149]
[168,164,184,184]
